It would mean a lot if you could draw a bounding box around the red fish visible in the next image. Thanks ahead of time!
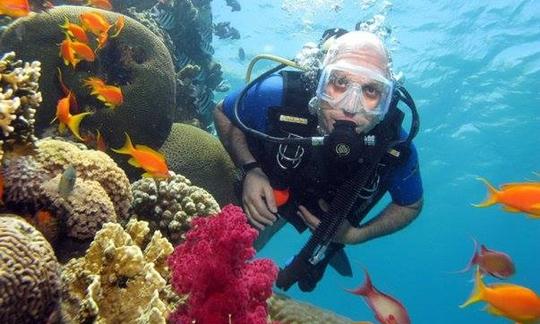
[86,0,112,10]
[347,270,411,324]
[473,177,540,218]
[59,38,80,68]
[457,238,515,279]
[111,133,170,178]
[273,188,290,207]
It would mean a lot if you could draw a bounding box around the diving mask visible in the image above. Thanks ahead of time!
[316,62,394,118]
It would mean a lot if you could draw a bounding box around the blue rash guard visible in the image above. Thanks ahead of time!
[223,73,423,207]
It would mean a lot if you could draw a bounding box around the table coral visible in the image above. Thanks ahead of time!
[0,215,61,324]
[61,219,178,324]
[168,204,277,324]
[0,51,41,160]
[159,123,239,207]
[131,171,220,244]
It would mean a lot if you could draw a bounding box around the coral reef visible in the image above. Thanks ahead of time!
[61,219,180,323]
[0,215,61,324]
[131,171,220,244]
[0,6,176,150]
[168,204,277,324]
[2,138,132,257]
[268,293,355,323]
[0,51,41,160]
[159,123,239,207]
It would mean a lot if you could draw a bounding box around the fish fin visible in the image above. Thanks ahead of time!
[142,172,154,178]
[134,145,166,159]
[346,268,372,296]
[453,238,479,274]
[472,177,499,208]
[500,182,540,189]
[459,268,486,308]
[111,133,135,155]
[502,205,521,213]
[483,305,505,317]
[128,158,141,167]
[328,248,353,277]
[67,112,93,141]
[58,122,66,134]
[110,16,124,38]
[50,116,58,125]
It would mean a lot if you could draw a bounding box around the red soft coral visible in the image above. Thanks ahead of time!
[168,204,278,324]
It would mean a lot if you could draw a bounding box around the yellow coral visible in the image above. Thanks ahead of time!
[61,220,177,324]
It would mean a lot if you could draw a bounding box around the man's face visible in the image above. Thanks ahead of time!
[317,50,390,134]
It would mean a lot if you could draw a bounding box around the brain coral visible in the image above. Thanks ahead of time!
[268,293,355,323]
[0,5,175,150]
[131,171,220,244]
[2,138,132,256]
[0,215,61,324]
[159,123,239,207]
[0,51,41,160]
[61,219,179,324]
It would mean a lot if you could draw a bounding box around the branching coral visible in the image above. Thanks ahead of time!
[0,51,41,160]
[168,204,277,324]
[0,215,61,324]
[131,171,220,244]
[61,219,179,324]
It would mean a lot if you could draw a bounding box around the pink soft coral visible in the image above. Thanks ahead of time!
[168,204,278,324]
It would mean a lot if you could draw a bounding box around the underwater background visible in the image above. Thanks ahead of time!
[213,0,540,323]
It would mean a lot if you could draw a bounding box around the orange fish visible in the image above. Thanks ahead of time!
[456,238,515,279]
[460,268,540,323]
[70,40,95,62]
[0,0,30,17]
[57,67,79,112]
[79,11,111,36]
[60,18,89,44]
[86,0,112,10]
[52,92,93,141]
[347,270,411,324]
[59,38,80,68]
[83,77,123,108]
[110,15,124,38]
[112,133,170,178]
[473,177,540,218]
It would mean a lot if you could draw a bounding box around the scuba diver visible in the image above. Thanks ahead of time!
[213,30,424,292]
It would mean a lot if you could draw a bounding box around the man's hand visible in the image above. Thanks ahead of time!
[242,168,278,230]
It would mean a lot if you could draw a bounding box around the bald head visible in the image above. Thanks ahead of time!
[322,31,391,78]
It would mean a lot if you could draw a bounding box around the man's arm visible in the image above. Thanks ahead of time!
[213,101,257,166]
[344,198,423,245]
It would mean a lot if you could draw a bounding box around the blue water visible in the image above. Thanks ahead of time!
[213,0,540,322]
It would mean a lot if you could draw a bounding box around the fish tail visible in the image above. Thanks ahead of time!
[452,237,479,274]
[111,132,134,155]
[472,177,499,208]
[110,16,124,38]
[67,112,93,141]
[346,268,373,296]
[459,267,486,308]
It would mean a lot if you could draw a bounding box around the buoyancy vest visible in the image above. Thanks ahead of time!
[246,70,409,231]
